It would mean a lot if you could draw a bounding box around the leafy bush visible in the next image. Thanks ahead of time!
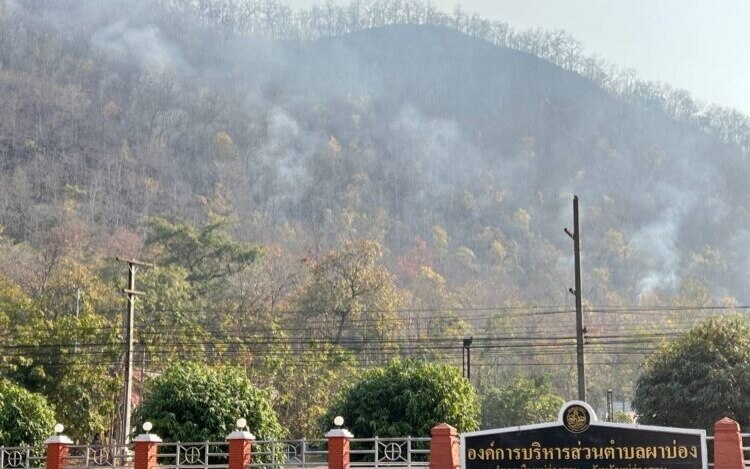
[0,380,56,446]
[134,362,284,442]
[321,358,479,437]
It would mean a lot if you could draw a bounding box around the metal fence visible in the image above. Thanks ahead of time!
[706,434,750,468]
[0,436,430,469]
[249,439,327,468]
[350,437,431,469]
[154,442,229,469]
[7,434,750,469]
[0,447,45,469]
[67,444,134,469]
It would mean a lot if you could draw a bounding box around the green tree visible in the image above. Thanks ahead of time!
[5,312,121,442]
[145,218,261,293]
[0,380,56,446]
[480,375,564,428]
[403,266,470,359]
[249,340,359,438]
[0,253,120,443]
[137,265,210,368]
[134,362,284,442]
[633,315,750,431]
[0,275,37,373]
[321,358,479,437]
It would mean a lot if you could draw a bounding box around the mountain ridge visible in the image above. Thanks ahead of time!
[0,1,747,303]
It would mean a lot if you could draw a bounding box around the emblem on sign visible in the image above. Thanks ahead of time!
[563,403,590,433]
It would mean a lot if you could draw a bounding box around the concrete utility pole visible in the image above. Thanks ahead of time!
[116,257,152,445]
[565,195,586,401]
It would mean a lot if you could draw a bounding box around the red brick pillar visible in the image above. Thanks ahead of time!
[714,418,745,469]
[430,423,460,469]
[326,428,353,469]
[45,434,73,469]
[227,430,255,469]
[134,433,162,469]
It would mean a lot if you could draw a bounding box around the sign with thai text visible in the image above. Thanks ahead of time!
[461,401,707,469]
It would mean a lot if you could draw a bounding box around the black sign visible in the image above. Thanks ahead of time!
[462,402,706,469]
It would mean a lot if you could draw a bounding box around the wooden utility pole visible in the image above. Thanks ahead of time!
[565,195,586,401]
[116,257,152,445]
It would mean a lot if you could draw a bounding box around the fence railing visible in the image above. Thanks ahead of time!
[154,442,229,469]
[0,447,46,469]
[350,437,431,468]
[249,439,327,468]
[67,444,133,469]
[0,435,431,469]
[5,432,750,469]
[706,433,750,469]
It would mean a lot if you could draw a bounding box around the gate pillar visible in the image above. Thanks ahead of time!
[134,433,162,469]
[430,423,460,469]
[227,429,255,469]
[45,431,73,469]
[326,428,353,469]
[714,418,745,469]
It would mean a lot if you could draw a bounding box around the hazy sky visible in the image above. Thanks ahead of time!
[285,0,750,115]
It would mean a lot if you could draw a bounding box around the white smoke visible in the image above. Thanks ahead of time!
[634,217,680,294]
[632,181,706,296]
[92,20,185,74]
[257,107,318,204]
[390,105,483,192]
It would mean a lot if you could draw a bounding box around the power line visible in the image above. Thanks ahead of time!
[30,302,750,319]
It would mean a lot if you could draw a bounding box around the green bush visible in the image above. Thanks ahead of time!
[134,362,284,442]
[0,380,56,446]
[321,358,479,437]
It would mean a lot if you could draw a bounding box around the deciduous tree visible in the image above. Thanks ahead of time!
[295,239,404,350]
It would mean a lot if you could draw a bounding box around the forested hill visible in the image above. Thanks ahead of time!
[279,23,748,301]
[2,0,748,305]
[3,0,750,416]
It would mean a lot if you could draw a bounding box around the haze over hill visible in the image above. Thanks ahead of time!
[1,0,749,419]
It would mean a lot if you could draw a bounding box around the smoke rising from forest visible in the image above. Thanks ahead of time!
[2,0,750,304]
[92,21,186,74]
[3,0,750,435]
